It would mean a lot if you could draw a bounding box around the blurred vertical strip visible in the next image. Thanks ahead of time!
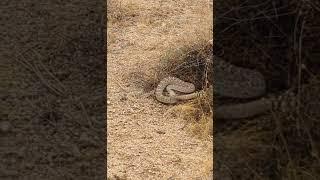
[1,0,106,179]
[214,0,320,179]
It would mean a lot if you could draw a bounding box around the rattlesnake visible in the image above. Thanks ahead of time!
[155,54,267,102]
[155,39,296,119]
[155,76,296,119]
[155,76,209,104]
[155,70,296,119]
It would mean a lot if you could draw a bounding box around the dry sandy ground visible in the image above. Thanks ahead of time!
[107,0,213,179]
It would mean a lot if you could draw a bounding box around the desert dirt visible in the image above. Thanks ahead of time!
[107,0,213,179]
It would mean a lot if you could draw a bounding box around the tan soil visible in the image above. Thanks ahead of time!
[107,0,213,179]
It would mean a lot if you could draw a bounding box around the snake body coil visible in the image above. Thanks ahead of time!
[155,40,293,119]
[155,76,200,104]
[155,76,296,119]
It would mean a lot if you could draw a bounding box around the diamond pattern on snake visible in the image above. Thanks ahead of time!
[155,54,296,119]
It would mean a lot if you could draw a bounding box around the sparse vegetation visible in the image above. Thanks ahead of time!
[149,38,213,139]
[107,0,213,179]
[107,0,140,24]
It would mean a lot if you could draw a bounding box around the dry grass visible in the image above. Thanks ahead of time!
[151,38,214,140]
[103,0,215,148]
[166,98,213,139]
[107,0,213,179]
[107,0,214,142]
[107,0,140,24]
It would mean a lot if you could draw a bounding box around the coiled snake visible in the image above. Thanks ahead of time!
[155,65,296,119]
[155,76,206,104]
[155,39,296,119]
